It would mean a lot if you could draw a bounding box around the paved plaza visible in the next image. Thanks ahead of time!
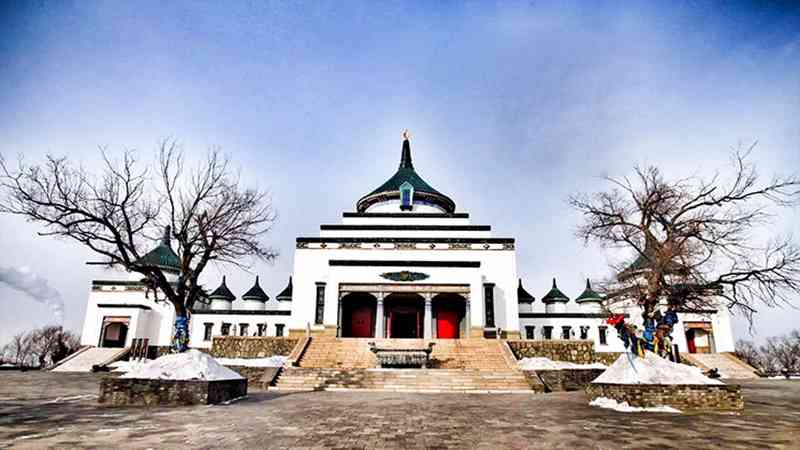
[0,372,798,449]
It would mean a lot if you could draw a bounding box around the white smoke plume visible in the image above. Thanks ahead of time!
[0,266,64,322]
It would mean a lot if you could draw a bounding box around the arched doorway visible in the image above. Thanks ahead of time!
[341,293,377,338]
[100,317,129,348]
[385,293,424,338]
[433,294,466,339]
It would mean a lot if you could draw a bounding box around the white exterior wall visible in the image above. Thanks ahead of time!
[319,229,492,239]
[519,296,736,354]
[290,245,518,333]
[189,312,291,349]
[80,284,175,347]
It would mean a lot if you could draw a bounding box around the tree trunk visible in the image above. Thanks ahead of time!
[171,303,190,353]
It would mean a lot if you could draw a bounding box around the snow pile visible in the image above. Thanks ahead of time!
[120,350,244,381]
[215,356,287,368]
[592,352,723,385]
[590,396,682,413]
[518,357,607,371]
[109,360,149,373]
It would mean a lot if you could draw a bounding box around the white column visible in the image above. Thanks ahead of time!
[337,292,345,338]
[463,293,471,338]
[375,292,385,338]
[423,293,433,339]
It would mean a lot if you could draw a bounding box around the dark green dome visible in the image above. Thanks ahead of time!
[517,279,535,304]
[356,137,455,213]
[541,278,569,303]
[209,276,235,301]
[575,279,603,303]
[242,276,269,302]
[276,276,293,301]
[135,226,180,274]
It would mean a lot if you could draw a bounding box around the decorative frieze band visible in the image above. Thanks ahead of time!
[296,241,515,251]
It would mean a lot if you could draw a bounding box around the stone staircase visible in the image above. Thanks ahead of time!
[272,337,536,393]
[297,337,516,371]
[51,346,129,372]
[273,367,533,393]
[683,353,760,379]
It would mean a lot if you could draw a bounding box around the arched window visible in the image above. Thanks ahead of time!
[399,182,414,211]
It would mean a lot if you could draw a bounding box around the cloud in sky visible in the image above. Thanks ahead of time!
[0,266,64,323]
[0,1,798,345]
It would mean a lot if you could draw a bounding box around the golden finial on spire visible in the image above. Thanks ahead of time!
[402,129,411,141]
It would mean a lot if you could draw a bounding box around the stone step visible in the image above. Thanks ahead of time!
[273,367,533,393]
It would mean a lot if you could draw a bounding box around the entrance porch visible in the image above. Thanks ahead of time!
[337,283,471,339]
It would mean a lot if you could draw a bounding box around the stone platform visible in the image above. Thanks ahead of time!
[528,368,606,392]
[98,377,248,406]
[586,382,744,411]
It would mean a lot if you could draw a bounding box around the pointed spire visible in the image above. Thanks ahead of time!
[576,278,603,303]
[243,275,269,302]
[399,130,414,170]
[209,275,236,301]
[542,277,569,303]
[517,278,535,303]
[277,276,293,301]
[162,225,171,247]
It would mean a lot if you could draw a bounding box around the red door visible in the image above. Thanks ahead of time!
[686,330,697,354]
[350,306,374,338]
[437,310,459,339]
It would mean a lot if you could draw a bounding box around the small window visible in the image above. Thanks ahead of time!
[561,326,572,340]
[275,324,285,337]
[256,324,266,337]
[315,283,326,325]
[543,326,553,340]
[599,326,608,345]
[399,181,414,211]
[203,323,214,342]
[525,326,535,340]
[239,324,249,336]
[221,323,231,336]
[580,326,590,340]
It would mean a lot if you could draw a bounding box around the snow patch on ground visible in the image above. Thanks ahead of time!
[592,352,723,385]
[215,356,287,368]
[590,396,682,413]
[120,350,244,381]
[769,375,800,380]
[517,357,607,371]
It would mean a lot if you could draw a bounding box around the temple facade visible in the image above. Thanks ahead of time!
[79,134,735,356]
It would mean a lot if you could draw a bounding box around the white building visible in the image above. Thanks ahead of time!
[79,134,735,355]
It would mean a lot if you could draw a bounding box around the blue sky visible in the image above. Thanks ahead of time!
[1,1,799,346]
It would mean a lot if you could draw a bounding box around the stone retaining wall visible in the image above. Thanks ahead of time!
[529,368,606,392]
[98,377,248,406]
[586,383,744,411]
[508,340,620,365]
[211,337,299,358]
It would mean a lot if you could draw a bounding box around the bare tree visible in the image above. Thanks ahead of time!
[761,334,800,377]
[29,325,80,368]
[735,339,764,372]
[0,140,277,352]
[2,332,35,367]
[571,145,800,325]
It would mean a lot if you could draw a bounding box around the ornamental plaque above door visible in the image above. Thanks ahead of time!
[380,271,430,282]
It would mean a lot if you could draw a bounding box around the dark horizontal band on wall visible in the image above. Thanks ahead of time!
[676,309,718,315]
[518,313,629,319]
[343,212,470,218]
[97,303,152,310]
[190,309,291,316]
[297,237,514,244]
[330,260,481,268]
[320,225,490,231]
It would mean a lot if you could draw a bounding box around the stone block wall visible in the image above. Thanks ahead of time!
[531,368,606,392]
[211,337,299,358]
[508,340,621,365]
[586,383,744,411]
[508,340,595,363]
[98,377,248,406]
